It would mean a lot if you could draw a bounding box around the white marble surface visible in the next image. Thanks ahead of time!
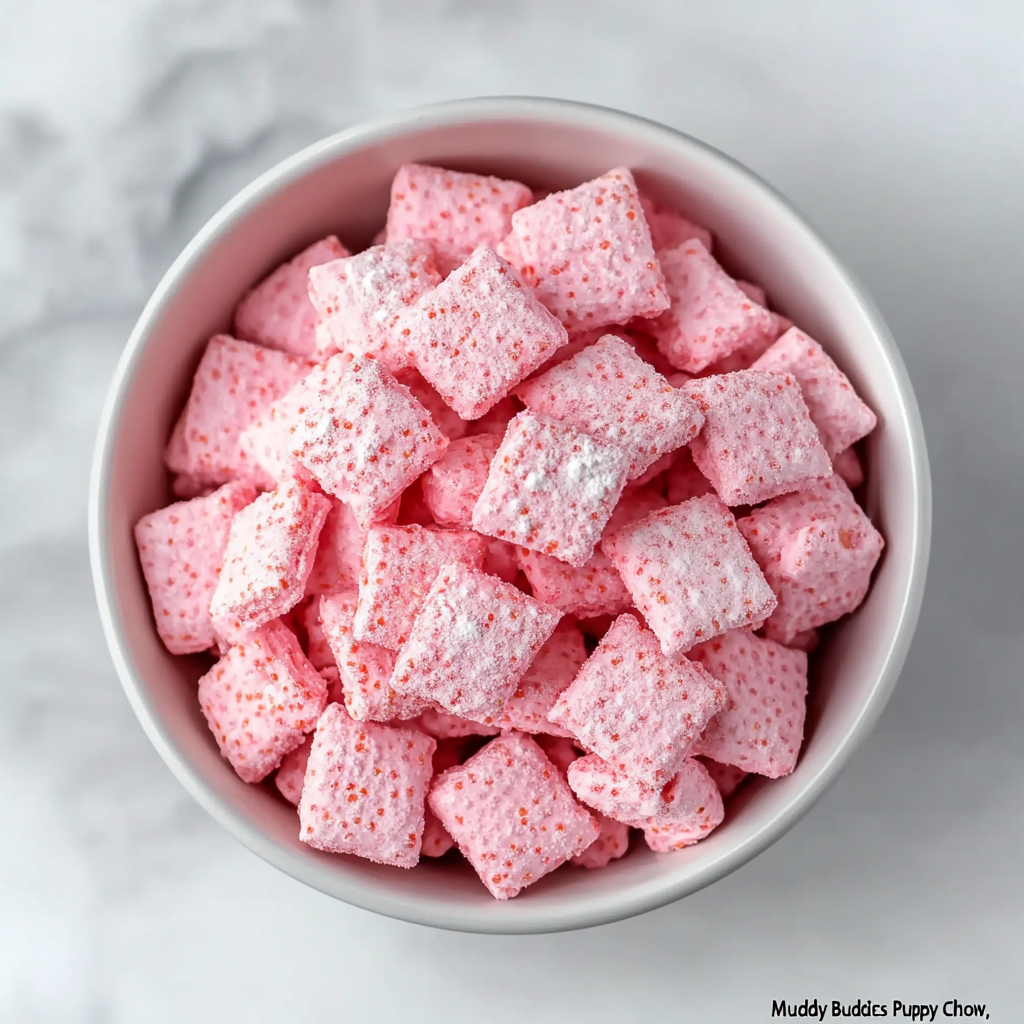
[2,2,1022,1020]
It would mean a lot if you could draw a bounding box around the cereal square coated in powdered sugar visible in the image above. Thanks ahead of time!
[293,355,449,529]
[299,703,436,867]
[510,167,669,329]
[571,816,630,869]
[472,411,631,567]
[398,246,569,419]
[420,433,502,527]
[515,334,704,480]
[689,629,808,778]
[548,613,726,787]
[353,524,487,650]
[234,236,349,358]
[390,562,562,726]
[683,369,833,507]
[638,193,713,254]
[428,732,599,899]
[198,620,328,783]
[209,477,330,638]
[134,481,256,655]
[601,494,777,655]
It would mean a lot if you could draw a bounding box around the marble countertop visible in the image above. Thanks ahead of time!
[2,2,1021,1020]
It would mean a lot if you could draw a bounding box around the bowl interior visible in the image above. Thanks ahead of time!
[91,99,929,933]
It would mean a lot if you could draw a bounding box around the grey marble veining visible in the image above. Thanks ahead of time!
[2,2,1022,1020]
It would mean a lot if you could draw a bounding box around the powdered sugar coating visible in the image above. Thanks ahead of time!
[421,433,501,527]
[232,236,348,357]
[134,481,256,655]
[198,620,328,783]
[472,411,631,567]
[511,167,669,329]
[391,562,561,725]
[417,708,500,739]
[683,370,833,506]
[209,477,330,638]
[648,239,778,373]
[737,476,885,643]
[515,334,704,480]
[301,597,334,669]
[398,246,569,419]
[293,356,449,529]
[396,368,471,443]
[548,613,726,786]
[299,703,436,867]
[602,494,777,655]
[385,163,534,276]
[354,524,487,650]
[307,241,441,369]
[638,193,713,253]
[428,732,599,899]
[572,816,630,869]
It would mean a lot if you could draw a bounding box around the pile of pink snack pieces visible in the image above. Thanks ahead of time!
[136,162,884,900]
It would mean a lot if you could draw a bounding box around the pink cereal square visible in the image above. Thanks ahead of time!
[416,708,500,739]
[602,494,777,655]
[638,193,713,253]
[690,630,809,778]
[421,433,502,527]
[293,356,449,529]
[385,163,534,276]
[497,620,588,736]
[648,239,778,373]
[751,326,878,458]
[307,241,441,369]
[428,732,599,899]
[274,734,313,805]
[696,756,749,800]
[319,590,428,722]
[515,334,704,480]
[510,167,669,329]
[571,816,630,869]
[391,562,561,726]
[301,597,334,670]
[397,246,569,419]
[472,411,631,567]
[209,477,331,638]
[233,236,349,358]
[134,481,256,655]
[164,335,307,488]
[737,476,885,643]
[421,807,455,858]
[354,524,487,650]
[683,369,833,506]
[299,703,436,867]
[548,613,726,787]
[396,368,472,443]
[198,620,328,783]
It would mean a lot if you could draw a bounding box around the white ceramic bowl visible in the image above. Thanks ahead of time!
[89,97,931,933]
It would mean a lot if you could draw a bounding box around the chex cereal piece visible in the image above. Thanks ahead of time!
[516,484,667,619]
[737,476,885,643]
[354,524,487,650]
[515,334,704,480]
[665,450,714,505]
[293,356,449,529]
[648,239,778,373]
[307,241,441,369]
[602,494,777,655]
[304,496,398,598]
[398,246,569,419]
[689,630,808,778]
[396,368,471,442]
[198,620,328,783]
[428,732,599,899]
[472,411,631,567]
[832,445,865,489]
[210,477,331,638]
[385,163,534,276]
[566,753,724,849]
[696,756,748,800]
[751,327,877,457]
[421,808,455,858]
[683,370,833,506]
[572,816,630,869]
[275,734,313,805]
[638,193,713,253]
[626,449,678,490]
[417,708,500,739]
[528,327,601,379]
[299,703,436,866]
[164,335,307,488]
[301,597,334,670]
[391,562,561,725]
[498,620,588,736]
[135,481,256,654]
[421,434,501,527]
[234,236,349,357]
[510,167,669,329]
[319,591,428,722]
[548,613,726,787]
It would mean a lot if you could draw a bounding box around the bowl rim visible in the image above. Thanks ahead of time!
[88,96,932,933]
